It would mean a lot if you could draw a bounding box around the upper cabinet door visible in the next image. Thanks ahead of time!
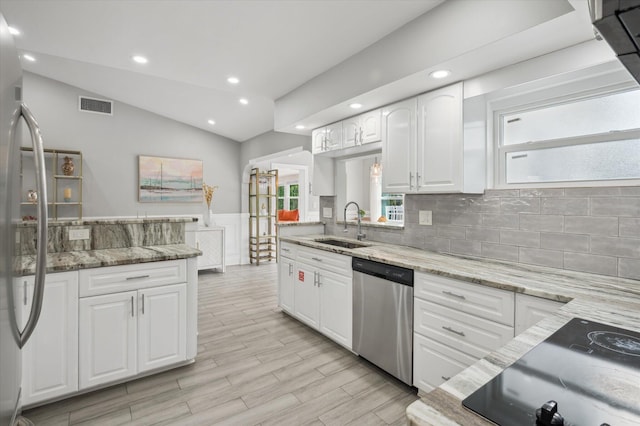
[416,82,463,193]
[342,117,360,148]
[324,122,343,151]
[382,98,417,193]
[360,109,382,144]
[312,128,326,154]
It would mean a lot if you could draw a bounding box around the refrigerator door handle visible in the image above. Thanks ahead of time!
[13,103,48,348]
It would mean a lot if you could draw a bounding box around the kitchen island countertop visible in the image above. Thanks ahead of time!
[17,243,201,275]
[280,234,640,425]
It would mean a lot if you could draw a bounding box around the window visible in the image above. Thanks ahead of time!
[495,85,640,186]
[277,183,298,210]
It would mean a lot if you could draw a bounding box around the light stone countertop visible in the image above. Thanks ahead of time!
[17,244,201,275]
[279,234,640,426]
[276,221,324,227]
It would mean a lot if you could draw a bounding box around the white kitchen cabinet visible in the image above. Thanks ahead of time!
[18,271,78,406]
[342,109,382,148]
[186,226,225,271]
[515,293,565,335]
[286,244,353,349]
[416,83,463,192]
[381,98,417,193]
[312,121,342,154]
[382,82,482,194]
[79,260,189,390]
[278,242,296,314]
[413,270,514,393]
[138,284,187,372]
[79,291,138,389]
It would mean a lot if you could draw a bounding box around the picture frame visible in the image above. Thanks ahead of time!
[138,155,203,202]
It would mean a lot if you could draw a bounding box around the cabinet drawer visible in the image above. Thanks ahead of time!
[280,242,297,260]
[515,293,564,335]
[79,260,187,297]
[414,298,514,359]
[413,333,476,393]
[297,246,351,277]
[415,272,514,326]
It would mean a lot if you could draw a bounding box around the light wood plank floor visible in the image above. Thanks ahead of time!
[24,263,418,425]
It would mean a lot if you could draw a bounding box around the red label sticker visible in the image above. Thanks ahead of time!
[298,271,304,282]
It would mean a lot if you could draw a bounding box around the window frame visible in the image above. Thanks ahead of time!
[489,74,640,189]
[277,182,299,211]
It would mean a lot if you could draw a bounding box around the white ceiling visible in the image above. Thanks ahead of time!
[0,0,444,142]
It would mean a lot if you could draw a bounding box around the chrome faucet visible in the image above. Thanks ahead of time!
[344,201,366,241]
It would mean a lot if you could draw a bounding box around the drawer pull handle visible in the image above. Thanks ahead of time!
[442,290,465,300]
[288,263,293,275]
[131,296,134,317]
[282,248,290,252]
[441,375,451,381]
[442,326,465,337]
[311,257,323,262]
[126,274,150,280]
[142,294,145,314]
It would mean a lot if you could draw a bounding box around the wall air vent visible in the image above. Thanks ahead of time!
[78,96,113,115]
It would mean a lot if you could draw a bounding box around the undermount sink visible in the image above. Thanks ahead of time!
[314,238,370,249]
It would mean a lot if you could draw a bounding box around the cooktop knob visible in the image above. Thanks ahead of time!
[535,400,564,426]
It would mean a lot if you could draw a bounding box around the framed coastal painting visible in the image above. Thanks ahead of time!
[138,155,203,202]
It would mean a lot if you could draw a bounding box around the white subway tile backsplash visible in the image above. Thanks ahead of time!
[519,247,564,269]
[500,198,540,214]
[590,236,640,258]
[619,218,640,237]
[619,258,640,280]
[541,197,588,215]
[500,230,540,248]
[519,215,564,232]
[482,214,519,229]
[540,232,589,253]
[591,197,640,217]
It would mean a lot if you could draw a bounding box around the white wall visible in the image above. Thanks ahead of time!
[23,73,241,217]
[239,130,311,170]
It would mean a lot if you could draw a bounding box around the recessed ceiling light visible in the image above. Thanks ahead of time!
[207,119,216,125]
[23,54,35,62]
[239,98,249,105]
[8,26,20,36]
[227,76,239,84]
[295,125,305,130]
[430,70,450,79]
[350,103,363,109]
[132,55,148,64]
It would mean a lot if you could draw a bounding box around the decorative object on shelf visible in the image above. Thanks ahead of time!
[202,182,218,227]
[27,189,37,204]
[138,155,203,203]
[61,156,75,176]
[249,168,278,265]
[63,187,72,202]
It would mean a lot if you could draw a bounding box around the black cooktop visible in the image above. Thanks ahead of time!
[462,318,640,426]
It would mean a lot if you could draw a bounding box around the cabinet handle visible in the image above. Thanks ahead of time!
[23,281,28,306]
[126,274,150,280]
[359,127,364,144]
[409,172,414,190]
[416,173,421,187]
[442,326,465,337]
[288,263,293,276]
[131,296,134,317]
[441,375,451,381]
[311,257,323,262]
[141,294,145,314]
[442,290,466,300]
[196,242,200,249]
[281,247,290,252]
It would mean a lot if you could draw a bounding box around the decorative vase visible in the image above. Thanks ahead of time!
[203,207,213,227]
[61,156,74,176]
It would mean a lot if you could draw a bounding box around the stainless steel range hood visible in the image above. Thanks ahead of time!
[590,0,640,83]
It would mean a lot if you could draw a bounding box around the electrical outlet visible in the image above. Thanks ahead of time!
[68,228,90,241]
[419,210,433,226]
[323,207,333,219]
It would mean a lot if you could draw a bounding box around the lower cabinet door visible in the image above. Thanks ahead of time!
[20,271,79,405]
[138,284,187,372]
[278,259,295,313]
[293,264,320,329]
[79,291,138,389]
[318,270,352,349]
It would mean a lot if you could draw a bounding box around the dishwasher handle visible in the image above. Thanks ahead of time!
[352,258,413,286]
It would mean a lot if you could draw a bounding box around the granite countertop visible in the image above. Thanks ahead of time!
[16,216,198,227]
[17,244,201,275]
[276,221,324,227]
[280,234,640,426]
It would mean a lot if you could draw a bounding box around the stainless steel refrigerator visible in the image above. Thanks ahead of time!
[1,11,48,426]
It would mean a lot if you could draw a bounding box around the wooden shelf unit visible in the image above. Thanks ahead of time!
[248,168,278,265]
[20,147,83,220]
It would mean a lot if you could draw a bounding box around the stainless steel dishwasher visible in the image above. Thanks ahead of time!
[352,258,414,386]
